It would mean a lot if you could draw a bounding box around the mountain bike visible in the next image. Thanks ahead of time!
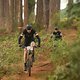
[26,42,36,76]
[20,40,39,76]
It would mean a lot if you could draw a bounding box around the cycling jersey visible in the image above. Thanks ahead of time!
[53,31,62,40]
[18,29,40,47]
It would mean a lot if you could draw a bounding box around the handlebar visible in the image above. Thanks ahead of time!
[19,44,39,49]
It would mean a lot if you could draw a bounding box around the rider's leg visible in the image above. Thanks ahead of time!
[24,48,28,71]
[29,53,33,67]
[32,48,35,62]
[30,42,35,62]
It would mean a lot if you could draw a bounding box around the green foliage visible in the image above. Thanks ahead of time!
[50,40,69,64]
[0,32,23,77]
[28,0,35,15]
[28,12,35,24]
[59,3,80,29]
[68,3,80,17]
[48,65,71,80]
[28,0,35,24]
[50,12,60,27]
[59,20,68,28]
[0,30,80,80]
[60,8,67,19]
[67,3,80,28]
[32,23,44,31]
[48,33,80,80]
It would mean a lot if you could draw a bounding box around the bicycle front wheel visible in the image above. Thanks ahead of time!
[27,60,31,76]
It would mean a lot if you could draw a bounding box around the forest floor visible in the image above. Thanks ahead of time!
[1,50,53,80]
[1,28,77,80]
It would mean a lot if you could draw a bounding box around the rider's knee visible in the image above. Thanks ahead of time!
[24,48,27,52]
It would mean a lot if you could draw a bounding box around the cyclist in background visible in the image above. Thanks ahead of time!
[51,27,62,40]
[51,27,62,47]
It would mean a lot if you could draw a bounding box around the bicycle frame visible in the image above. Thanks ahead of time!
[26,42,35,76]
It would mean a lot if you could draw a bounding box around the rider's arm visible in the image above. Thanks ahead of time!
[35,32,41,47]
[18,29,26,44]
[51,33,53,38]
[51,32,56,38]
[18,33,24,44]
[60,32,62,37]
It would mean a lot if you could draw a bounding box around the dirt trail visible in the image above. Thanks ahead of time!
[62,28,77,43]
[1,53,53,80]
[15,61,53,80]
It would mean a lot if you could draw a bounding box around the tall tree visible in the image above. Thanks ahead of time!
[8,0,14,32]
[24,0,28,26]
[16,0,23,27]
[0,0,13,32]
[15,0,20,27]
[36,0,44,29]
[17,0,23,33]
[4,0,11,32]
[0,0,4,31]
[49,0,60,31]
[0,0,24,33]
[43,0,49,30]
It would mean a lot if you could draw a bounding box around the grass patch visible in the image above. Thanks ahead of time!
[0,32,23,77]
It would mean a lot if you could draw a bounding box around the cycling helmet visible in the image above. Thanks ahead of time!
[26,24,32,30]
[55,27,58,30]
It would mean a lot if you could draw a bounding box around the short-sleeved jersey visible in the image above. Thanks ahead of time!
[53,31,62,40]
[22,29,37,46]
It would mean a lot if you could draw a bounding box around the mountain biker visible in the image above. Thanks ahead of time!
[51,27,62,40]
[18,24,41,71]
[51,27,62,47]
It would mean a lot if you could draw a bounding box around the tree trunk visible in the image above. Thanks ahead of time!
[24,0,28,26]
[17,0,23,33]
[0,0,13,33]
[49,0,60,31]
[43,0,49,30]
[4,0,10,32]
[36,0,44,29]
[0,0,23,33]
[0,0,5,32]
[9,0,23,32]
[15,0,19,28]
[15,0,23,31]
[8,0,14,32]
